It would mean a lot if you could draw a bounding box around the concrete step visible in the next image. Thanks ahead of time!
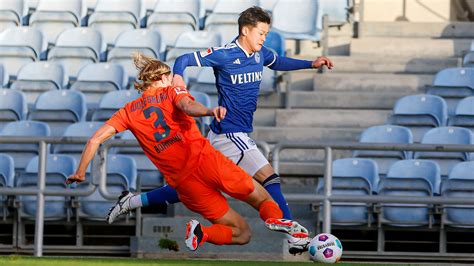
[288,91,404,109]
[359,22,474,38]
[275,109,390,127]
[351,37,471,58]
[252,126,362,143]
[313,73,432,93]
[329,56,459,74]
[254,108,276,126]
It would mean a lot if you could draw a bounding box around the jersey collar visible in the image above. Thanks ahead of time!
[235,39,254,58]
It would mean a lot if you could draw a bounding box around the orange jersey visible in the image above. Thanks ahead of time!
[106,86,209,187]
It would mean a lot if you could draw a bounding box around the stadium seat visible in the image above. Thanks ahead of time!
[28,90,87,136]
[70,63,127,107]
[463,52,474,67]
[28,0,82,44]
[0,64,8,88]
[259,0,278,11]
[264,31,286,57]
[0,89,26,131]
[353,125,413,176]
[189,90,211,134]
[0,153,14,218]
[427,68,474,115]
[88,0,141,45]
[48,28,106,78]
[16,154,76,219]
[448,96,474,133]
[111,130,163,190]
[318,0,350,27]
[10,62,67,106]
[316,158,379,225]
[271,0,321,41]
[0,27,46,79]
[91,90,140,121]
[389,94,448,142]
[378,159,441,226]
[0,0,23,31]
[414,127,473,178]
[107,29,162,81]
[188,67,218,107]
[79,154,137,220]
[147,0,200,53]
[0,121,50,171]
[441,161,474,227]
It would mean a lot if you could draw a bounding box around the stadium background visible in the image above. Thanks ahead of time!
[0,0,474,264]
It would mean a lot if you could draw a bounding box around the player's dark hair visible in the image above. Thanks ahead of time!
[238,6,271,35]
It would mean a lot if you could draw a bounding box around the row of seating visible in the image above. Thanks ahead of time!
[317,158,474,228]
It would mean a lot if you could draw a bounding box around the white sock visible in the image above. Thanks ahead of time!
[129,195,143,209]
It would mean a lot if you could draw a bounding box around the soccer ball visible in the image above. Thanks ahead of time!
[308,233,343,263]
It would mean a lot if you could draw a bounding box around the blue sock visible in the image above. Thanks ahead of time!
[141,185,180,207]
[262,174,293,220]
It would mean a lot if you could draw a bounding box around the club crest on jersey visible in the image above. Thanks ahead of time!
[200,48,213,57]
[255,52,260,63]
[174,87,188,95]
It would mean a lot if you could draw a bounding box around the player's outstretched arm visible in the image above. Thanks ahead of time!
[176,96,226,122]
[311,56,334,69]
[66,124,117,185]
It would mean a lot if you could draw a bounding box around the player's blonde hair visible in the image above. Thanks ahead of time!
[133,52,171,92]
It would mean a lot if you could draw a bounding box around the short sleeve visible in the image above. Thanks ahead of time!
[169,86,194,106]
[193,47,229,67]
[261,45,277,67]
[105,108,129,133]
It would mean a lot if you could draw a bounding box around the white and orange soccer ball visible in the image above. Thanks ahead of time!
[308,233,343,263]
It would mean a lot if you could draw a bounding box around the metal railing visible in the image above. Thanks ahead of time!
[271,141,474,234]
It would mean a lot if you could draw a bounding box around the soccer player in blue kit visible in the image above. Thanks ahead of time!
[171,6,334,254]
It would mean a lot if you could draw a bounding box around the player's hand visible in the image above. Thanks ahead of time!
[211,106,226,122]
[66,173,86,185]
[172,74,187,89]
[312,56,333,70]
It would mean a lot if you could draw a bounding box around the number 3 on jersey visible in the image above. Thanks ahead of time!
[143,106,170,141]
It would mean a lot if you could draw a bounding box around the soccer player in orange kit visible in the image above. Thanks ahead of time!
[66,53,308,251]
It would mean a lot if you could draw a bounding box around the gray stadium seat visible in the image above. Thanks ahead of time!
[448,96,474,133]
[0,0,24,31]
[28,0,82,44]
[0,153,14,187]
[354,125,413,176]
[188,67,218,107]
[16,155,76,219]
[189,90,211,134]
[427,67,474,115]
[259,0,278,11]
[271,0,321,41]
[147,0,200,53]
[463,52,474,67]
[441,161,474,227]
[318,0,350,27]
[0,27,46,79]
[379,159,441,226]
[0,64,8,88]
[414,127,473,179]
[389,94,448,143]
[10,62,67,106]
[48,28,106,78]
[0,121,51,171]
[70,63,127,107]
[91,90,140,121]
[88,0,141,45]
[28,90,87,136]
[107,29,162,80]
[0,89,26,131]
[316,158,379,225]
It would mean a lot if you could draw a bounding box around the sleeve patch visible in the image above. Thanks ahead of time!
[199,48,213,57]
[174,87,189,95]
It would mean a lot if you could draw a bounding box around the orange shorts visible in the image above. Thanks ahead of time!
[175,145,255,220]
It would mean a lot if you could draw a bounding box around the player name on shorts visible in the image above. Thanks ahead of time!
[153,133,183,153]
[230,71,263,85]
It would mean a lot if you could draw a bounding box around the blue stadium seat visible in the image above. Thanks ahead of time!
[0,27,46,78]
[10,62,67,106]
[28,90,87,136]
[448,96,474,133]
[427,68,474,115]
[189,68,218,107]
[16,154,76,219]
[79,154,137,219]
[264,31,285,57]
[389,94,448,142]
[88,0,141,45]
[91,90,140,121]
[0,153,14,218]
[70,63,127,107]
[271,0,321,41]
[463,52,474,67]
[48,28,106,78]
[0,89,26,130]
[28,0,82,44]
[147,0,200,53]
[441,161,474,227]
[353,125,413,176]
[0,0,23,31]
[318,0,350,27]
[189,90,211,134]
[379,159,441,226]
[316,158,378,225]
[0,64,8,88]
[107,29,162,80]
[414,127,473,178]
[111,130,162,190]
[0,121,50,170]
